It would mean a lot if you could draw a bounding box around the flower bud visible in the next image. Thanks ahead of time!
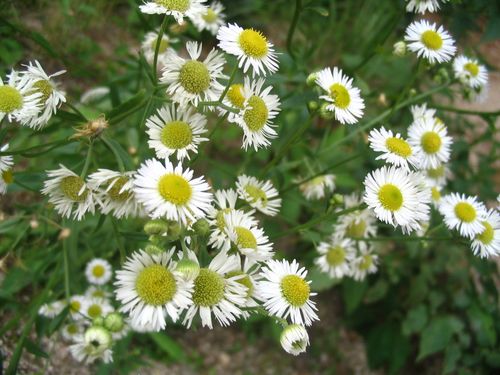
[104,312,125,332]
[145,244,164,256]
[307,101,319,113]
[84,326,112,353]
[306,72,318,87]
[318,103,334,120]
[393,41,406,57]
[192,218,210,237]
[175,258,200,281]
[280,324,309,356]
[144,219,170,235]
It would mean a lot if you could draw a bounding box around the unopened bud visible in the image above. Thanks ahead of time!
[192,218,210,237]
[175,258,200,281]
[145,244,164,256]
[319,103,334,120]
[306,72,319,87]
[58,228,71,240]
[92,316,104,326]
[393,41,406,57]
[307,101,319,113]
[104,312,124,332]
[144,219,170,235]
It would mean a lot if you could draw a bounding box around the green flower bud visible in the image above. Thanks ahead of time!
[307,101,319,113]
[192,218,210,237]
[306,72,319,87]
[144,219,170,235]
[145,244,164,256]
[175,258,200,281]
[393,41,406,57]
[104,312,125,332]
[92,316,104,326]
[319,103,334,120]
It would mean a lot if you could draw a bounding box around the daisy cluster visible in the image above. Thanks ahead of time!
[39,259,129,364]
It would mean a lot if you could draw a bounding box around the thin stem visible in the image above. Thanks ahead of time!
[101,135,126,172]
[111,217,126,263]
[432,104,500,117]
[218,64,239,102]
[153,15,169,83]
[0,138,75,156]
[62,226,70,300]
[198,101,239,114]
[80,141,93,178]
[286,0,302,60]
[65,102,88,121]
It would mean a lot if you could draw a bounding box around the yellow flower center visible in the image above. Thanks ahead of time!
[235,226,257,249]
[92,265,105,278]
[107,177,132,202]
[346,219,367,238]
[215,208,231,230]
[359,254,373,270]
[226,84,245,109]
[454,202,476,223]
[280,274,310,307]
[464,62,479,77]
[2,170,13,184]
[70,300,81,313]
[421,131,442,154]
[179,60,211,94]
[378,183,403,211]
[431,187,441,201]
[150,37,169,54]
[243,95,268,132]
[91,289,105,298]
[385,137,412,157]
[87,303,102,319]
[67,323,79,335]
[161,120,193,149]
[421,30,443,50]
[244,184,268,205]
[192,268,225,306]
[0,85,23,113]
[202,8,218,23]
[326,246,346,266]
[60,176,88,202]
[329,83,350,109]
[158,174,192,205]
[238,29,268,58]
[226,270,253,298]
[155,0,190,12]
[476,221,494,245]
[135,264,177,306]
[427,165,444,179]
[32,79,53,104]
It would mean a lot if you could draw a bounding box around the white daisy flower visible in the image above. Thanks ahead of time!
[82,298,114,320]
[0,144,14,195]
[41,165,96,220]
[0,70,41,126]
[410,103,437,123]
[280,324,310,356]
[224,210,274,262]
[404,20,456,63]
[368,126,419,170]
[257,259,319,326]
[87,169,144,219]
[80,86,110,104]
[38,300,65,318]
[217,23,279,76]
[22,60,66,129]
[85,286,112,300]
[408,117,452,170]
[70,326,113,364]
[232,77,281,150]
[69,295,88,320]
[127,317,158,333]
[85,258,113,285]
[61,322,84,342]
[334,193,378,239]
[363,166,431,233]
[139,0,207,24]
[424,163,451,188]
[406,0,448,14]
[133,158,212,226]
[351,244,379,281]
[471,209,500,258]
[183,251,247,329]
[141,31,178,66]
[236,174,281,216]
[160,41,226,107]
[439,193,487,239]
[315,237,356,279]
[146,105,208,161]
[220,82,245,123]
[190,1,225,35]
[115,249,193,332]
[225,257,262,319]
[298,174,336,201]
[316,67,365,125]
[453,55,488,89]
[430,185,442,208]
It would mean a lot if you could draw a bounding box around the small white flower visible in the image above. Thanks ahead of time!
[21,60,66,129]
[368,126,419,170]
[404,20,456,63]
[224,210,274,262]
[298,174,336,200]
[363,166,431,233]
[453,55,488,89]
[139,0,207,24]
[0,70,41,126]
[41,165,96,220]
[82,298,114,320]
[351,244,379,281]
[69,295,88,320]
[217,23,279,76]
[316,67,365,125]
[141,31,178,66]
[439,193,487,239]
[183,251,247,329]
[87,169,144,219]
[160,41,226,107]
[146,105,208,161]
[190,1,225,35]
[280,324,310,356]
[471,209,500,258]
[80,87,110,104]
[406,0,448,14]
[115,249,193,331]
[236,174,281,216]
[61,322,84,342]
[85,286,112,300]
[257,259,318,326]
[0,144,13,195]
[410,103,437,123]
[38,300,65,318]
[133,158,212,226]
[70,326,113,364]
[225,257,262,319]
[408,117,452,170]
[334,193,378,239]
[424,163,451,188]
[85,258,113,285]
[315,237,356,279]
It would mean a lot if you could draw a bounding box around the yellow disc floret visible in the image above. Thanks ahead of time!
[238,29,268,58]
[135,264,177,306]
[227,84,245,109]
[32,80,53,104]
[107,177,132,202]
[421,131,442,154]
[0,85,23,113]
[179,60,211,94]
[226,270,253,298]
[359,254,373,271]
[192,268,225,306]
[161,120,193,149]
[202,8,218,23]
[421,30,443,50]
[280,274,310,307]
[235,226,257,249]
[378,184,403,211]
[464,62,479,77]
[92,265,105,278]
[454,202,476,223]
[329,83,350,109]
[326,246,346,266]
[155,0,190,12]
[244,184,267,205]
[476,221,494,245]
[385,137,412,157]
[158,174,192,205]
[60,176,88,202]
[243,96,268,132]
[87,304,102,319]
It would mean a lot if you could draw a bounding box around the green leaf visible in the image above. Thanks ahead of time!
[48,306,70,335]
[149,332,186,362]
[366,322,410,373]
[402,304,428,336]
[467,303,496,347]
[418,316,464,361]
[308,267,339,292]
[364,279,388,303]
[342,278,368,314]
[107,89,147,125]
[443,342,461,374]
[25,339,49,358]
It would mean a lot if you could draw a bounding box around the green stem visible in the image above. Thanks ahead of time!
[198,101,239,114]
[432,104,500,117]
[353,235,465,243]
[80,141,93,178]
[0,138,75,156]
[286,0,302,59]
[101,135,126,172]
[153,15,169,83]
[111,217,126,263]
[218,64,239,102]
[65,102,88,121]
[62,228,70,300]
